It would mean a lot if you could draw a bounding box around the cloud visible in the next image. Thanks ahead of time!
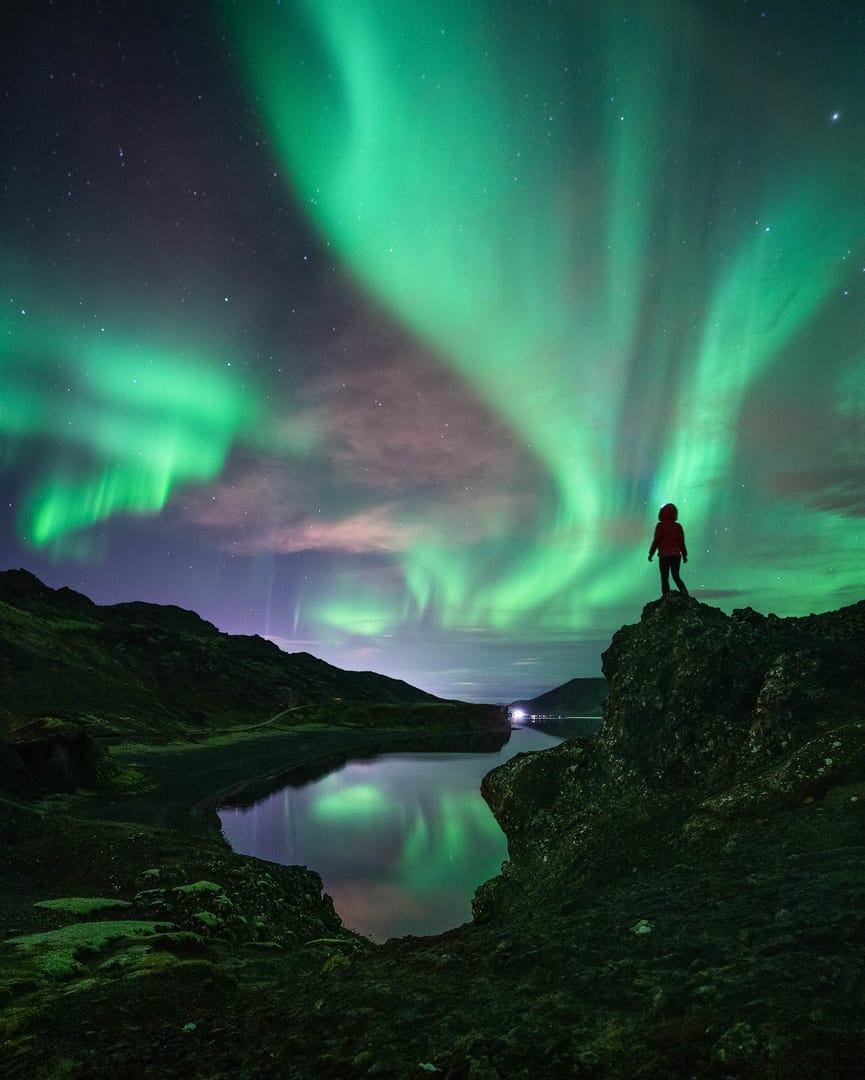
[772,466,865,518]
[338,645,387,667]
[182,468,304,529]
[183,459,421,554]
[217,504,420,555]
[299,329,540,500]
[182,321,547,556]
[264,635,323,652]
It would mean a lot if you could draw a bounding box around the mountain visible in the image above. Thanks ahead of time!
[0,568,443,740]
[509,676,606,717]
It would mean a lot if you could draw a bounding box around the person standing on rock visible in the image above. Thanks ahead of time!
[648,503,689,596]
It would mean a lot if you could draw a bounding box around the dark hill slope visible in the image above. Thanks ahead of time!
[509,676,606,717]
[0,569,441,739]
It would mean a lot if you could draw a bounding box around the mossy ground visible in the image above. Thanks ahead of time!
[3,714,864,1078]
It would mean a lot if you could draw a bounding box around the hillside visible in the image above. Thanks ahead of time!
[0,569,441,740]
[509,675,606,717]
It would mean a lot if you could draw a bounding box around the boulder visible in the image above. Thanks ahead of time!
[6,718,124,793]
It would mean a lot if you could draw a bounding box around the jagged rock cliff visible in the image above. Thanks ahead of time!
[481,594,865,887]
[475,593,865,1073]
[600,594,865,800]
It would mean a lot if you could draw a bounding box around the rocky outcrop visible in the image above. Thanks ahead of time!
[479,600,863,894]
[473,593,865,1073]
[5,719,128,794]
[599,594,865,798]
[481,594,865,895]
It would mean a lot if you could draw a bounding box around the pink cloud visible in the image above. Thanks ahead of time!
[219,506,420,555]
[183,466,420,554]
[183,469,303,528]
[300,334,539,497]
[180,320,547,556]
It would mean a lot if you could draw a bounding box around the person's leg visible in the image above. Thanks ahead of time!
[669,556,689,595]
[658,556,671,595]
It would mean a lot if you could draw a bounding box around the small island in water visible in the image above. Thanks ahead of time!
[2,570,864,1078]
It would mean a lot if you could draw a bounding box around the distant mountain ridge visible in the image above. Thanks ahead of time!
[0,568,442,739]
[509,676,606,717]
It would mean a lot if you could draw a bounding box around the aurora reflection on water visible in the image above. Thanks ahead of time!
[218,725,562,940]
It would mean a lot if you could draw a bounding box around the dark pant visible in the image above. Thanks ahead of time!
[659,555,688,595]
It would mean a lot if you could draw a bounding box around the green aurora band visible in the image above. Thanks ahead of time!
[224,0,865,634]
[1,307,262,558]
[5,2,863,654]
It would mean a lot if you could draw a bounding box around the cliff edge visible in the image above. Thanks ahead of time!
[482,593,864,887]
[475,592,864,1073]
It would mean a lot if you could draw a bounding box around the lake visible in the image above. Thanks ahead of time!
[218,720,596,941]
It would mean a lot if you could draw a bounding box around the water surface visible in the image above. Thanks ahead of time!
[219,724,568,941]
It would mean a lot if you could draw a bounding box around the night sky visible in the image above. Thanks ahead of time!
[2,1,864,702]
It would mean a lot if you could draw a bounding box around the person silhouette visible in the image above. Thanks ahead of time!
[647,503,689,596]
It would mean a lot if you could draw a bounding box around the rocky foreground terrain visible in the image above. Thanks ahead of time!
[2,584,864,1078]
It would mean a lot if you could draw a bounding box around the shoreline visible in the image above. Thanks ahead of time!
[78,722,512,837]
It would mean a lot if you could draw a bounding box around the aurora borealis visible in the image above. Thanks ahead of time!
[2,1,864,701]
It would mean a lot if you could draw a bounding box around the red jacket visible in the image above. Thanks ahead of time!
[649,505,687,559]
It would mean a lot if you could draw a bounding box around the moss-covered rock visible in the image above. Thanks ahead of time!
[9,921,176,978]
[33,898,132,916]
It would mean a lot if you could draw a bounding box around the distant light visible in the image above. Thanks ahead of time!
[511,708,525,720]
